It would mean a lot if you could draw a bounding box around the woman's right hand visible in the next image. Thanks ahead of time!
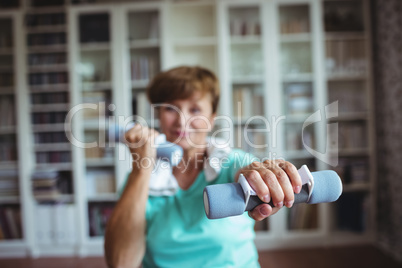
[124,124,159,170]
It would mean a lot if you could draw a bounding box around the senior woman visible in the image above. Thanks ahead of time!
[104,66,302,268]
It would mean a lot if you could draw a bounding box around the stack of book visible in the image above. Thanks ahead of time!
[0,170,18,197]
[31,169,60,199]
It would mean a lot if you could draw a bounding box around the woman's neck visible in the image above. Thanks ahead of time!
[173,146,207,190]
[176,147,206,173]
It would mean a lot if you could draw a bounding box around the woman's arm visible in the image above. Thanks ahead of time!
[104,126,158,268]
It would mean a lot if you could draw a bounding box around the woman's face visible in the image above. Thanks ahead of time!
[159,92,216,151]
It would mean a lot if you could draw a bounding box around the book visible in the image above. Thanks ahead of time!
[86,169,115,196]
[0,206,21,239]
[5,207,20,239]
[233,87,253,118]
[32,169,73,199]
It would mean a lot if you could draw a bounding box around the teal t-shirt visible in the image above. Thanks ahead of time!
[142,149,260,268]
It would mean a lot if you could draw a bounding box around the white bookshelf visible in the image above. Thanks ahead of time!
[0,0,376,258]
[0,10,31,258]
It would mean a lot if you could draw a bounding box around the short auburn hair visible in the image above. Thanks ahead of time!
[146,66,220,114]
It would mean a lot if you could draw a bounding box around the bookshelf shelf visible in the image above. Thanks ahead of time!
[82,118,108,130]
[0,48,13,55]
[285,114,314,123]
[129,39,159,49]
[0,240,25,246]
[282,73,313,82]
[173,36,217,47]
[81,81,112,92]
[87,193,118,202]
[232,118,268,126]
[0,162,18,170]
[325,32,366,41]
[230,35,261,45]
[0,87,15,94]
[34,194,74,203]
[34,143,72,152]
[25,7,65,14]
[231,75,264,84]
[25,25,66,34]
[329,112,368,122]
[87,236,104,244]
[280,33,312,43]
[27,44,67,53]
[343,182,371,193]
[31,123,66,132]
[29,83,69,93]
[132,79,150,89]
[336,148,370,157]
[284,150,314,160]
[0,196,20,204]
[85,158,115,167]
[0,126,16,134]
[35,163,72,171]
[80,43,110,52]
[0,66,13,71]
[29,64,68,73]
[326,73,367,81]
[31,103,70,112]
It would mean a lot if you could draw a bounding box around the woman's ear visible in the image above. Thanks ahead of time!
[209,112,217,131]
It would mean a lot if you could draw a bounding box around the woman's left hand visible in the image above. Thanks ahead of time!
[236,159,302,221]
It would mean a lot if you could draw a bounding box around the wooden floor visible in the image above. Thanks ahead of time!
[0,244,400,268]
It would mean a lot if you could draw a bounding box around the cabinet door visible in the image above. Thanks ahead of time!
[128,9,161,123]
[223,2,270,233]
[165,2,218,73]
[323,0,372,234]
[277,2,320,232]
[76,11,117,239]
[227,5,267,159]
